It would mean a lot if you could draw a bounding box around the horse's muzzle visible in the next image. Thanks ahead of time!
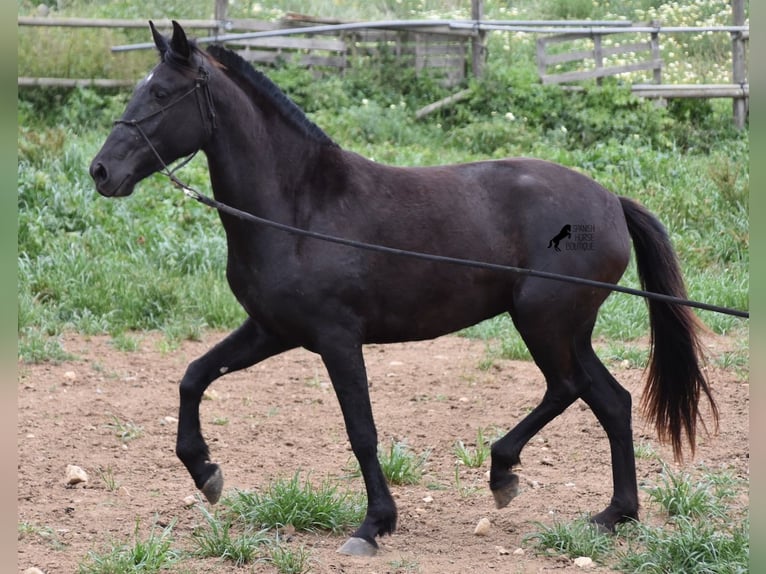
[89,159,134,198]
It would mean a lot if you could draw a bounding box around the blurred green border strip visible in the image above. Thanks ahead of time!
[4,1,18,569]
[749,1,763,572]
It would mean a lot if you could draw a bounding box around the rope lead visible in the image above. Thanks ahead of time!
[175,179,749,319]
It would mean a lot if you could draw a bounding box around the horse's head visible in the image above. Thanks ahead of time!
[90,21,216,197]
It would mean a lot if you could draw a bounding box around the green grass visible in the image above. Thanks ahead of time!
[646,466,745,520]
[525,466,749,573]
[190,505,270,566]
[348,440,431,486]
[377,440,431,485]
[453,464,485,498]
[95,465,120,492]
[266,540,313,574]
[712,335,750,378]
[189,475,360,571]
[17,329,74,364]
[646,468,722,519]
[453,427,491,468]
[110,332,142,352]
[633,440,659,461]
[77,520,179,574]
[387,557,422,572]
[525,516,615,563]
[222,473,366,534]
[106,415,144,443]
[18,521,67,551]
[600,342,650,370]
[461,317,532,363]
[617,516,749,574]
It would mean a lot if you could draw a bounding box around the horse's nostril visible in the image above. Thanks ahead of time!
[90,162,108,183]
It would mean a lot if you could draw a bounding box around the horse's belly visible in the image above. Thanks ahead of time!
[362,279,509,343]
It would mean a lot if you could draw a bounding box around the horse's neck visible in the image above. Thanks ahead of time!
[204,96,323,222]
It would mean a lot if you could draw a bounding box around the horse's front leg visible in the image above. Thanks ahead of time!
[320,340,395,557]
[176,318,293,503]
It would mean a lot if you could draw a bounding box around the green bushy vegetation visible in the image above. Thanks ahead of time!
[526,467,748,573]
[77,520,180,574]
[223,473,366,533]
[75,475,362,571]
[346,439,431,485]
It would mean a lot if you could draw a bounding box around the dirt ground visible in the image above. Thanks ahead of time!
[17,330,748,574]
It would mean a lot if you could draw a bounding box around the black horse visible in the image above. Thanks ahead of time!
[90,21,717,556]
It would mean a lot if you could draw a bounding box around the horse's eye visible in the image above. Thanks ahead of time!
[150,86,169,101]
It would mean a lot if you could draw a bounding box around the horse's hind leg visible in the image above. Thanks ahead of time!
[176,318,294,504]
[489,306,591,509]
[577,345,639,530]
[490,294,639,531]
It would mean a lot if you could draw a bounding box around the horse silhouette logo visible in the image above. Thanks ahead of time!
[548,224,571,252]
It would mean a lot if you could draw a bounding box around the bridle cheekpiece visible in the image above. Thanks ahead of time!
[114,64,217,181]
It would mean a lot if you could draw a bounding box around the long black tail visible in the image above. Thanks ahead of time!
[619,196,719,461]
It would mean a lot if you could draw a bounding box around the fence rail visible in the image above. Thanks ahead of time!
[631,83,749,99]
[19,15,479,86]
[17,16,222,28]
[17,76,134,88]
[533,17,748,127]
[536,28,663,86]
[18,9,749,126]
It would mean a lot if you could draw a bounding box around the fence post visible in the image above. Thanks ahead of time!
[650,20,661,84]
[731,0,747,129]
[214,0,228,39]
[536,36,547,80]
[471,0,485,77]
[593,33,603,86]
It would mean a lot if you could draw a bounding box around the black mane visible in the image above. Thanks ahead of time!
[205,44,337,147]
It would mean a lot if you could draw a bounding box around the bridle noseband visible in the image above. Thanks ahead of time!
[115,64,217,179]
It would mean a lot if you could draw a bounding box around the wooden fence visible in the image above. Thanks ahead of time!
[533,20,748,127]
[223,17,475,87]
[18,0,749,126]
[536,24,663,86]
[17,14,477,88]
[530,0,748,127]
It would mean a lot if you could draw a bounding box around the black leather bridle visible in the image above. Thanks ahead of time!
[114,65,217,178]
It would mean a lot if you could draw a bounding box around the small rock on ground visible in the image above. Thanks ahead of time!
[574,556,595,568]
[65,465,88,485]
[473,517,491,536]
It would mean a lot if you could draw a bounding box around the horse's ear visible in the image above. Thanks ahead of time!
[170,20,191,60]
[149,20,169,54]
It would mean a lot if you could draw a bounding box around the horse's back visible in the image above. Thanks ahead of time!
[345,154,630,270]
[309,153,633,343]
[349,154,623,218]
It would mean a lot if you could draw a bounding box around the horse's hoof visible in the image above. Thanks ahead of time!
[491,474,520,509]
[589,507,636,534]
[591,520,615,535]
[200,465,224,504]
[337,537,378,557]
